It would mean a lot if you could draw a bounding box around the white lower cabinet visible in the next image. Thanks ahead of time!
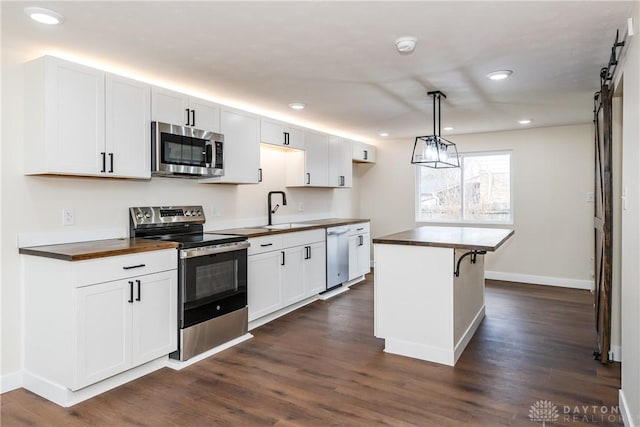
[23,249,177,392]
[348,222,371,280]
[247,230,326,323]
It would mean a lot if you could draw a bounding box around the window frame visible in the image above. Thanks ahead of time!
[415,149,514,225]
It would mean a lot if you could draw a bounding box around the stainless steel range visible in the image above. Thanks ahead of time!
[129,206,249,361]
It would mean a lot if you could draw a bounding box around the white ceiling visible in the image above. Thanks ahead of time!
[1,1,635,142]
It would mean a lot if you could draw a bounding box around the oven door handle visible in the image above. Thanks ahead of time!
[180,241,250,259]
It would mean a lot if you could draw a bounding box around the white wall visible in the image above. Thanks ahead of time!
[0,46,359,378]
[620,4,640,426]
[362,124,595,288]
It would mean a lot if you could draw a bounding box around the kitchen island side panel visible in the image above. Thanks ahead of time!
[453,249,485,348]
[374,244,454,356]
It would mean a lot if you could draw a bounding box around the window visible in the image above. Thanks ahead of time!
[416,151,512,223]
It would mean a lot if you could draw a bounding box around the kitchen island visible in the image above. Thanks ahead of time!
[373,226,513,366]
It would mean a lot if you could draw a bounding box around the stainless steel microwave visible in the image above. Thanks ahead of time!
[151,121,224,178]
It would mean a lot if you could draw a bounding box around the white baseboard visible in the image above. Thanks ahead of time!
[609,345,622,362]
[454,305,486,364]
[485,271,594,290]
[1,371,23,394]
[249,295,318,330]
[620,389,635,427]
[23,357,167,407]
[384,338,456,366]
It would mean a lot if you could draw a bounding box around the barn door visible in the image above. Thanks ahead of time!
[593,82,612,363]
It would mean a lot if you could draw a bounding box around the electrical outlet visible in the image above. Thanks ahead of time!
[298,202,304,212]
[62,208,75,226]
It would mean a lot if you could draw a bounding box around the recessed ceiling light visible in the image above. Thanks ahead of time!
[379,132,389,137]
[443,126,454,131]
[24,7,64,25]
[518,119,532,125]
[288,102,306,110]
[487,70,513,81]
[395,37,417,54]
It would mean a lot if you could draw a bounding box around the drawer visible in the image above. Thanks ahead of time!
[248,235,284,256]
[349,222,370,236]
[72,249,177,288]
[282,229,325,247]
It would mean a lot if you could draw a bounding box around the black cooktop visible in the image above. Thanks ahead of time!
[147,233,247,249]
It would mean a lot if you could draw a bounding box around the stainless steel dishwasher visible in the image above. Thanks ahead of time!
[326,225,350,290]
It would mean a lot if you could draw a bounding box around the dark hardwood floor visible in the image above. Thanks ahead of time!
[1,277,622,426]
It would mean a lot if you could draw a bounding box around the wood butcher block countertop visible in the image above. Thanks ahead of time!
[212,218,370,238]
[19,238,179,261]
[373,226,514,252]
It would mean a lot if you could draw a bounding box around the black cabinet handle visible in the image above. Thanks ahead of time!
[185,108,190,126]
[305,246,311,260]
[100,152,106,173]
[364,150,368,160]
[128,281,134,303]
[356,227,364,231]
[283,132,289,145]
[359,235,364,246]
[108,153,114,173]
[281,251,285,266]
[258,168,263,182]
[260,243,273,247]
[191,109,195,127]
[340,176,345,186]
[306,173,311,185]
[136,279,141,301]
[123,263,146,270]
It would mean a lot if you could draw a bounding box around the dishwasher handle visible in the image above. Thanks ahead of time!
[327,226,350,235]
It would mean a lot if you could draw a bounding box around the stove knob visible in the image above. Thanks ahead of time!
[185,211,191,217]
[145,213,151,218]
[136,213,144,219]
[191,210,197,216]
[197,210,202,216]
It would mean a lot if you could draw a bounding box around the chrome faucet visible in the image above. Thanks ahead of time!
[267,191,287,225]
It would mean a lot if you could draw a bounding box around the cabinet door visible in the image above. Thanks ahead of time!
[75,280,132,390]
[105,74,151,178]
[132,271,177,365]
[329,136,352,188]
[352,142,376,163]
[348,235,359,281]
[46,58,106,176]
[305,132,329,186]
[282,246,305,306]
[357,234,371,277]
[151,86,189,125]
[201,108,260,184]
[189,97,220,132]
[248,251,283,321]
[284,126,305,150]
[305,242,327,296]
[260,119,285,146]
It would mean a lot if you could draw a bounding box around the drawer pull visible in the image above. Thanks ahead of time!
[128,281,134,303]
[356,227,364,231]
[260,243,273,247]
[123,263,146,270]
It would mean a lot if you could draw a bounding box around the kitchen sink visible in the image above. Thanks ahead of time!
[259,223,310,230]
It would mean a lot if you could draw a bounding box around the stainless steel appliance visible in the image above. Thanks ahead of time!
[326,225,350,290]
[129,206,249,361]
[151,121,224,178]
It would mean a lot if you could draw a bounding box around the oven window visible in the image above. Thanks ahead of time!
[194,259,238,301]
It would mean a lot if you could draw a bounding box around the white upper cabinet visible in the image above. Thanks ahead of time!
[24,56,149,178]
[328,136,353,188]
[285,131,329,187]
[352,142,376,163]
[105,74,151,178]
[200,107,261,184]
[260,118,305,150]
[151,86,220,132]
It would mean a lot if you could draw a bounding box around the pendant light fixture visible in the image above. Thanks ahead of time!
[411,90,460,168]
